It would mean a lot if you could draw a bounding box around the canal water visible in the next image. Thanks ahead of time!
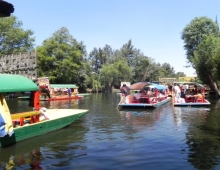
[0,93,220,170]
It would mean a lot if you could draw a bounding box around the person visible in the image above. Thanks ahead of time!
[180,89,185,98]
[67,88,72,98]
[183,83,189,94]
[178,89,186,103]
[194,90,203,102]
[173,83,181,102]
[120,84,130,97]
[45,86,51,99]
[40,107,49,120]
[133,91,142,99]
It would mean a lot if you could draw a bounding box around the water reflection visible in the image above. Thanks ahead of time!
[119,109,160,129]
[172,106,220,170]
[0,121,87,169]
[1,94,220,169]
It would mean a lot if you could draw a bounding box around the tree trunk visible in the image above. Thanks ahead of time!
[208,74,220,97]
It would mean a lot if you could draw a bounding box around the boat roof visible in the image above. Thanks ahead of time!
[173,82,204,87]
[130,82,167,90]
[0,74,39,92]
[50,84,78,88]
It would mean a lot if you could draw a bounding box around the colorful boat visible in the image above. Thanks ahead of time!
[172,82,211,107]
[118,82,171,108]
[0,74,88,147]
[36,77,83,101]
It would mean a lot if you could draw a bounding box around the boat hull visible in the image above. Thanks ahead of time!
[0,109,88,147]
[173,99,210,107]
[118,97,171,108]
[40,96,83,101]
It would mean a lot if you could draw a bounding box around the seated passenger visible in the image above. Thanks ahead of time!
[133,91,142,99]
[194,90,203,102]
[180,89,185,98]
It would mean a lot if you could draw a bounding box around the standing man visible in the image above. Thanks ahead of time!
[67,88,72,98]
[120,84,130,104]
[173,83,181,102]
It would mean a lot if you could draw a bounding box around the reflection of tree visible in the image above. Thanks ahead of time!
[0,121,87,169]
[183,107,220,170]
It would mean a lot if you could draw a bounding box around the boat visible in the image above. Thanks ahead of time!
[40,84,83,101]
[77,93,90,97]
[0,74,88,147]
[38,77,83,101]
[118,82,171,108]
[172,82,211,107]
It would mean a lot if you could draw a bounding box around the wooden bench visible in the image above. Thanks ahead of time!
[11,111,41,126]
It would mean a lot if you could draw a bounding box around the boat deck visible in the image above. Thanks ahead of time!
[43,109,88,120]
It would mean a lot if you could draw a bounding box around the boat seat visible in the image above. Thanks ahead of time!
[185,97,194,103]
[132,96,140,103]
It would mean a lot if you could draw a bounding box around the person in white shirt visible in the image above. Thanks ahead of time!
[173,83,181,102]
[133,91,142,99]
[183,83,189,94]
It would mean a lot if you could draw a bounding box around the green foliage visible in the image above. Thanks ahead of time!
[37,27,86,85]
[0,16,35,56]
[181,16,219,62]
[193,35,220,85]
[181,16,220,95]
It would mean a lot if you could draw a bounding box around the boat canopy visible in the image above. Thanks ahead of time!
[129,82,151,90]
[50,84,78,89]
[173,82,204,88]
[129,82,167,90]
[0,74,39,92]
[151,83,167,90]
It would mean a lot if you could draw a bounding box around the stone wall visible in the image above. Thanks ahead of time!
[0,52,38,80]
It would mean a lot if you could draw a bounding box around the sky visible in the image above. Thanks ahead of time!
[7,0,220,77]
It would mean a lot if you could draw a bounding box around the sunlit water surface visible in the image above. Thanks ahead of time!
[0,93,220,170]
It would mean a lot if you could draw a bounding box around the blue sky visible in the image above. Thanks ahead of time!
[8,0,220,76]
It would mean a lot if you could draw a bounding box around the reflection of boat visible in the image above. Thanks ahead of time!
[118,82,171,108]
[172,82,211,107]
[0,122,86,169]
[0,74,88,147]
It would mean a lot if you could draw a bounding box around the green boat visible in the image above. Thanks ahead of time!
[0,74,89,147]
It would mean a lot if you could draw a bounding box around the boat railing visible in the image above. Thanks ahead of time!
[11,111,41,127]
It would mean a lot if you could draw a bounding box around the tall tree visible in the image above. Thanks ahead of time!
[181,17,220,96]
[37,27,86,86]
[118,40,141,67]
[193,35,220,96]
[181,16,219,61]
[0,16,35,56]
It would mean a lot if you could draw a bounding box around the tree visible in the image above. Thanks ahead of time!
[37,27,86,86]
[99,60,132,90]
[132,56,150,82]
[181,16,220,96]
[193,35,220,96]
[181,16,219,61]
[118,40,142,67]
[0,16,35,56]
[175,72,186,78]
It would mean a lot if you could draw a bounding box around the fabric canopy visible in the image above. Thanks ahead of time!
[151,83,167,90]
[129,82,167,90]
[50,84,78,89]
[129,82,151,90]
[0,74,39,92]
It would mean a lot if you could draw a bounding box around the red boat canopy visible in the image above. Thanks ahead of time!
[129,82,152,90]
